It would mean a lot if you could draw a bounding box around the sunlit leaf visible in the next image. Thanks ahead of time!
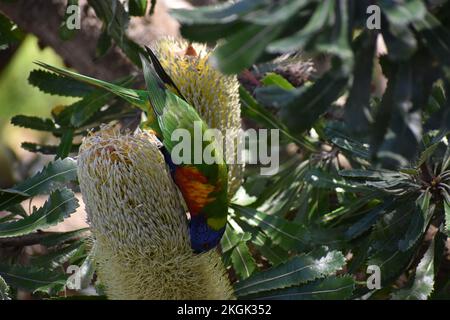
[0,275,10,300]
[0,158,77,210]
[28,69,93,97]
[233,204,307,251]
[231,242,257,280]
[234,247,345,297]
[0,188,79,238]
[391,238,435,300]
[128,0,147,16]
[0,264,67,294]
[240,275,355,300]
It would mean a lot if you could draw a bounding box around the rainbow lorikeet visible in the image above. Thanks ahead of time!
[139,47,229,253]
[35,47,229,253]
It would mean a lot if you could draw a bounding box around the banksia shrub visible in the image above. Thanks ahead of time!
[153,38,243,197]
[77,127,233,300]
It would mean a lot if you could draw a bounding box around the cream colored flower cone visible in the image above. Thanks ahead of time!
[77,127,233,299]
[153,38,243,197]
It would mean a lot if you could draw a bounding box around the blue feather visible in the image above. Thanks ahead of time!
[189,215,225,253]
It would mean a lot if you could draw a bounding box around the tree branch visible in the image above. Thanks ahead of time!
[0,0,179,81]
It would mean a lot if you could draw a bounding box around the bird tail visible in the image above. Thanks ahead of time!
[139,51,167,117]
[144,46,186,100]
[34,61,145,110]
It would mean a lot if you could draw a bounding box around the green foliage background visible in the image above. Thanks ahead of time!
[0,0,449,300]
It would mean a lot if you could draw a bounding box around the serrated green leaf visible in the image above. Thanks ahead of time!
[243,0,308,25]
[2,203,27,219]
[261,72,294,90]
[30,240,85,270]
[255,85,296,109]
[78,246,96,289]
[0,264,67,294]
[305,168,368,192]
[221,226,252,253]
[430,278,450,300]
[211,24,284,74]
[0,158,77,210]
[444,192,450,237]
[56,129,74,159]
[28,69,93,97]
[313,0,353,64]
[69,88,118,127]
[96,30,112,58]
[0,188,79,238]
[379,0,426,26]
[391,239,435,300]
[321,192,379,225]
[234,247,345,297]
[0,275,10,300]
[89,0,129,42]
[181,20,252,42]
[278,67,348,134]
[398,191,432,251]
[345,199,393,239]
[368,199,420,285]
[233,204,307,251]
[252,232,289,266]
[442,144,450,172]
[382,22,418,61]
[129,0,147,16]
[11,115,58,133]
[332,137,370,160]
[88,0,144,65]
[425,76,450,132]
[0,12,24,48]
[419,145,441,168]
[39,228,89,247]
[231,242,257,280]
[339,169,405,180]
[267,0,333,53]
[240,275,355,300]
[414,12,450,67]
[21,142,80,155]
[0,214,16,224]
[253,159,307,217]
[373,60,423,169]
[324,124,370,160]
[239,86,314,151]
[171,0,268,25]
[344,31,377,134]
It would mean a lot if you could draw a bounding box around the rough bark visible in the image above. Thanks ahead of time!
[0,0,179,81]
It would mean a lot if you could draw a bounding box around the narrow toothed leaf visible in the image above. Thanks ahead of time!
[231,242,257,280]
[0,158,77,210]
[234,247,345,297]
[240,276,355,300]
[28,69,93,97]
[0,276,10,300]
[0,264,67,294]
[0,188,79,238]
[391,239,435,300]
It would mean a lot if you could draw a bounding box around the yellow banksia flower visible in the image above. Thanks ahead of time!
[153,37,243,197]
[77,127,233,300]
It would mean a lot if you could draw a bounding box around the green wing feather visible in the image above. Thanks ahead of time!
[139,53,167,117]
[140,49,229,229]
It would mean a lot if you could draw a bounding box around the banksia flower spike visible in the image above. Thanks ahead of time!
[153,38,243,197]
[77,127,233,299]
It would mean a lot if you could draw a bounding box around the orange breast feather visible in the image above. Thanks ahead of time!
[173,166,216,216]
